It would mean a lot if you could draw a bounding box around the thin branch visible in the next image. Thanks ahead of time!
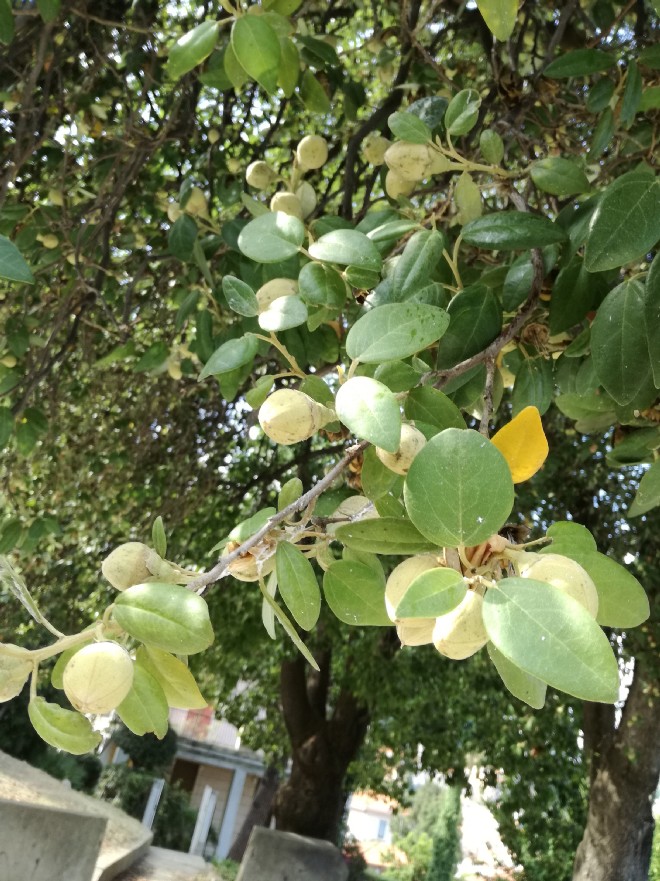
[189,441,369,594]
[479,357,496,437]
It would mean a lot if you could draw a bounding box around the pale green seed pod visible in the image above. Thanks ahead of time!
[384,142,433,182]
[296,135,329,170]
[362,133,391,166]
[102,542,160,591]
[63,642,134,714]
[384,170,416,199]
[246,160,276,190]
[433,591,488,660]
[256,278,299,312]
[376,424,427,475]
[270,191,304,219]
[258,389,334,445]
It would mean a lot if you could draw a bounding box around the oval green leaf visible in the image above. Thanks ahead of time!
[136,646,208,710]
[28,698,102,754]
[222,276,259,317]
[238,212,305,263]
[323,560,390,626]
[387,112,432,144]
[0,235,34,283]
[231,16,281,94]
[396,568,466,619]
[113,582,214,654]
[116,663,169,738]
[445,89,481,137]
[199,334,258,381]
[346,303,449,364]
[483,578,620,703]
[530,157,589,197]
[308,230,383,271]
[476,0,517,42]
[167,20,219,80]
[487,642,547,709]
[335,518,438,555]
[404,428,514,547]
[275,541,321,631]
[462,212,568,249]
[258,295,308,332]
[335,377,401,452]
[544,48,615,78]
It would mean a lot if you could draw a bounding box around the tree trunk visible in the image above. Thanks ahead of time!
[226,764,280,863]
[272,652,370,843]
[573,662,660,881]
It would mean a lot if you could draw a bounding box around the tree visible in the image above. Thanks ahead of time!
[0,1,659,877]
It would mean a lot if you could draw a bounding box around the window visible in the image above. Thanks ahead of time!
[377,819,387,840]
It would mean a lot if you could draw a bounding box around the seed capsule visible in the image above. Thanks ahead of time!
[256,278,299,312]
[376,424,427,475]
[384,170,416,199]
[258,389,335,445]
[296,135,328,170]
[246,160,276,190]
[102,542,159,591]
[433,591,488,660]
[362,133,391,166]
[270,192,304,219]
[384,142,434,182]
[63,642,134,714]
[520,553,599,618]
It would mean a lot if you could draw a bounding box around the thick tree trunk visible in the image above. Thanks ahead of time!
[272,652,370,843]
[226,764,280,863]
[573,662,660,881]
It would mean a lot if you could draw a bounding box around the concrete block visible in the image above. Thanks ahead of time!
[236,826,348,881]
[0,798,107,881]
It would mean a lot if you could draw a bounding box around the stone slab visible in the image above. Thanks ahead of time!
[0,750,152,881]
[0,798,107,881]
[115,846,219,881]
[236,827,348,881]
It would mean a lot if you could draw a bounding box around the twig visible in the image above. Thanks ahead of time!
[479,357,496,436]
[188,441,369,595]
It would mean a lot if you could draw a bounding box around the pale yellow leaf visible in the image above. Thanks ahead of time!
[491,405,548,483]
[476,0,519,42]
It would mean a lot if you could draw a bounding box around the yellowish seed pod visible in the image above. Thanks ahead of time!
[384,142,433,182]
[208,128,220,145]
[397,618,436,647]
[183,186,209,219]
[270,192,304,219]
[224,543,276,582]
[384,170,416,199]
[167,203,182,223]
[102,542,158,591]
[48,189,65,206]
[362,133,391,166]
[520,553,599,618]
[427,150,457,175]
[296,135,329,170]
[63,642,134,715]
[39,234,59,249]
[246,160,276,190]
[385,553,444,621]
[256,278,299,312]
[376,424,427,475]
[433,591,488,660]
[326,496,378,536]
[258,389,334,445]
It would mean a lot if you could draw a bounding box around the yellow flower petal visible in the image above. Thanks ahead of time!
[491,406,549,483]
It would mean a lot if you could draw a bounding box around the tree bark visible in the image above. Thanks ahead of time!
[226,764,280,863]
[272,652,370,843]
[573,662,660,881]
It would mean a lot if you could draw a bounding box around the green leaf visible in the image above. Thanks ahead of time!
[0,520,23,554]
[258,295,308,331]
[544,521,596,554]
[549,257,608,333]
[444,89,481,137]
[231,16,281,94]
[0,0,14,45]
[335,518,438,555]
[587,78,615,113]
[629,461,660,518]
[137,646,207,709]
[556,550,649,628]
[404,428,514,547]
[116,664,169,738]
[299,69,331,114]
[222,276,259,317]
[387,112,432,144]
[0,235,34,283]
[245,375,275,409]
[591,280,653,406]
[436,285,502,369]
[133,342,169,374]
[396,568,466,619]
[530,157,589,197]
[168,215,198,261]
[1,650,33,701]
[167,20,220,80]
[480,130,504,165]
[360,446,403,501]
[620,60,642,126]
[476,0,517,41]
[323,560,390,625]
[113,583,214,654]
[403,387,466,431]
[152,516,167,558]
[229,507,277,543]
[224,42,250,90]
[511,357,553,416]
[199,334,258,381]
[390,230,447,301]
[275,542,321,631]
[639,45,660,69]
[544,49,616,78]
[0,406,13,450]
[278,477,303,511]
[36,0,60,22]
[238,212,305,263]
[346,303,449,364]
[644,252,660,386]
[335,377,401,452]
[463,213,567,249]
[28,698,101,755]
[298,262,347,309]
[374,361,422,393]
[487,643,547,709]
[259,585,320,669]
[584,171,660,272]
[308,230,382,271]
[483,579,620,703]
